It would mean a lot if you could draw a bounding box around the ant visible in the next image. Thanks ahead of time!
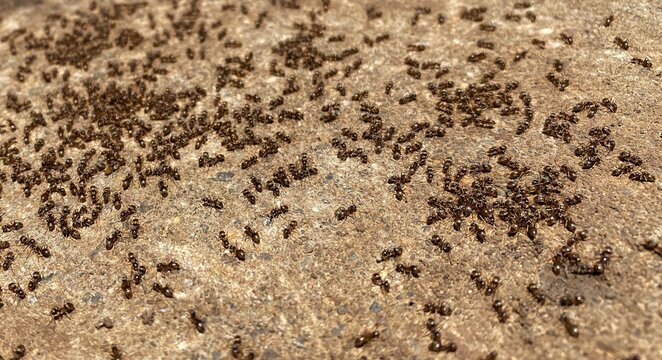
[3,251,16,271]
[156,260,181,273]
[492,300,509,323]
[427,317,457,353]
[202,196,224,210]
[283,220,298,239]
[231,335,255,359]
[335,205,357,221]
[469,222,487,243]
[110,345,123,360]
[371,273,390,293]
[395,263,421,278]
[267,204,288,221]
[559,294,585,306]
[28,271,43,291]
[244,226,260,244]
[220,231,247,261]
[559,313,579,337]
[485,276,501,296]
[121,276,133,299]
[251,176,263,192]
[19,236,51,258]
[376,246,403,263]
[152,283,174,298]
[527,283,548,304]
[8,282,25,299]
[242,189,256,205]
[353,329,380,348]
[573,246,613,276]
[639,240,662,258]
[128,252,146,285]
[50,302,75,321]
[105,230,122,250]
[429,235,452,253]
[470,270,486,290]
[422,302,453,316]
[189,310,206,333]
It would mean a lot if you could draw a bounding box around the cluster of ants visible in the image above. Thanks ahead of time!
[0,0,656,358]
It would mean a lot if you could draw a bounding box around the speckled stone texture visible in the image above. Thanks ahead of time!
[0,1,660,359]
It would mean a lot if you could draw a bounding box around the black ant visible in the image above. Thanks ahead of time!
[152,282,174,298]
[480,351,499,360]
[110,345,123,360]
[121,277,133,299]
[8,282,25,299]
[371,273,390,293]
[244,225,260,244]
[470,270,486,290]
[492,299,509,323]
[395,263,421,278]
[335,205,357,221]
[527,283,548,304]
[28,271,43,291]
[559,294,585,306]
[189,310,206,333]
[156,260,181,273]
[220,231,247,261]
[128,252,146,285]
[353,329,380,348]
[282,220,298,239]
[560,313,579,337]
[429,235,452,253]
[426,318,456,353]
[106,230,122,250]
[485,276,501,296]
[376,246,403,263]
[639,240,662,258]
[422,302,453,316]
[3,251,16,271]
[242,189,256,205]
[50,302,75,321]
[202,196,224,210]
[230,335,255,359]
[267,204,288,221]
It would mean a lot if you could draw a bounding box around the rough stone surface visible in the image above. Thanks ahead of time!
[0,1,661,359]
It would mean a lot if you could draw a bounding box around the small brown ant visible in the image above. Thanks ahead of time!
[121,277,133,299]
[28,271,43,291]
[335,205,357,221]
[422,302,452,316]
[492,299,509,322]
[353,329,380,348]
[559,294,585,306]
[156,260,181,273]
[189,310,206,333]
[8,282,25,299]
[282,220,298,239]
[429,235,452,253]
[371,273,390,293]
[376,246,403,262]
[231,335,255,359]
[395,263,421,278]
[244,225,260,244]
[242,189,256,205]
[560,313,579,337]
[50,301,75,321]
[470,270,486,290]
[110,345,123,360]
[152,282,174,298]
[202,196,224,210]
[220,231,247,261]
[527,283,548,304]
